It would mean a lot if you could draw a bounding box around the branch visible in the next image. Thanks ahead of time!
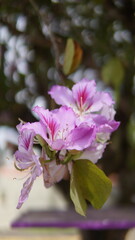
[29,0,66,84]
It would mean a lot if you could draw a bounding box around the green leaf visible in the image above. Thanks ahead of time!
[70,168,87,216]
[70,160,112,216]
[101,57,124,89]
[63,38,75,75]
[63,38,83,75]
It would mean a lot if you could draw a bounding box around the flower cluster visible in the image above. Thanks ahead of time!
[14,79,120,209]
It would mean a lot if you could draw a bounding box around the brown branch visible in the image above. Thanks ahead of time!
[29,0,66,84]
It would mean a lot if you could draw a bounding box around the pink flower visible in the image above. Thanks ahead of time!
[49,78,114,117]
[49,79,120,163]
[22,106,96,151]
[14,79,120,210]
[14,128,42,208]
[14,127,71,208]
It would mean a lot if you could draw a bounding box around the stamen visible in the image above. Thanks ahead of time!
[14,161,26,172]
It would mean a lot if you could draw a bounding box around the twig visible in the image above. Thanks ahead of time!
[29,0,65,84]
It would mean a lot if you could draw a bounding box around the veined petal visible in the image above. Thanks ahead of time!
[16,156,42,209]
[16,176,34,209]
[67,124,96,150]
[72,79,96,110]
[18,129,35,153]
[48,85,74,106]
[33,106,59,141]
[19,122,47,142]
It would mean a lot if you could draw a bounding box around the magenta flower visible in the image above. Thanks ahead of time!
[22,106,96,151]
[14,128,42,209]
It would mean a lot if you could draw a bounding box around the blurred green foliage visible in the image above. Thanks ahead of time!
[0,0,135,204]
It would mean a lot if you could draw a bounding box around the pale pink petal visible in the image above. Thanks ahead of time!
[20,122,48,142]
[16,155,42,209]
[15,151,34,169]
[16,122,23,132]
[98,121,120,133]
[93,115,120,133]
[18,129,35,152]
[67,124,96,150]
[48,85,74,106]
[54,106,76,135]
[32,155,43,177]
[17,176,34,209]
[100,92,114,105]
[90,92,114,112]
[43,161,68,188]
[51,139,65,150]
[101,105,116,120]
[78,143,106,164]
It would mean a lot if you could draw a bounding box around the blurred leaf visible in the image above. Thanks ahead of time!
[70,159,112,216]
[63,38,74,75]
[101,57,124,89]
[63,38,83,75]
[64,79,74,88]
[70,41,83,73]
[70,165,87,216]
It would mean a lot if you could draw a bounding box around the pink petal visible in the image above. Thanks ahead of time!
[18,129,35,152]
[67,124,96,150]
[90,92,114,112]
[48,85,74,106]
[15,151,34,169]
[72,79,96,109]
[93,115,120,133]
[43,161,68,188]
[16,156,42,209]
[51,139,65,150]
[16,176,34,209]
[20,122,48,142]
[33,106,59,140]
[78,143,106,164]
[54,106,76,134]
[101,105,116,120]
